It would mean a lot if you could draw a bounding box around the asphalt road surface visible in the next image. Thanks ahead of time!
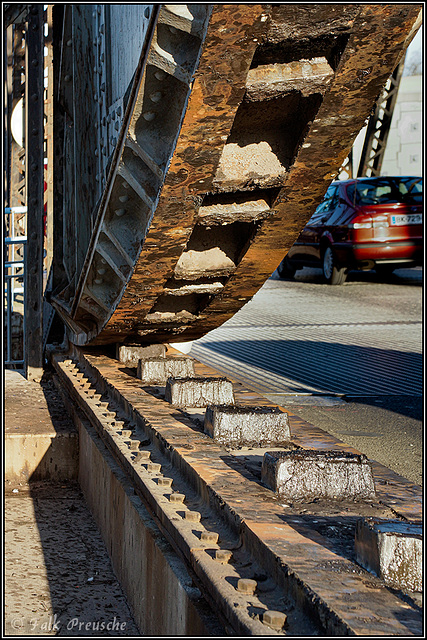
[176,266,423,487]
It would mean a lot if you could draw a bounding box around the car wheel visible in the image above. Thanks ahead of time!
[322,246,347,285]
[277,256,296,279]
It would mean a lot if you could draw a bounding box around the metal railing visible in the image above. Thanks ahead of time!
[4,206,27,370]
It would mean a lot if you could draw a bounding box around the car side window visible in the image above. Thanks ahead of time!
[309,186,338,225]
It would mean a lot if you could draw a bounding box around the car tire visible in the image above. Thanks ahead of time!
[277,256,296,279]
[322,246,347,285]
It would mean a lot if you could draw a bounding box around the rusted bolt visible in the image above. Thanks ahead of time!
[215,549,232,564]
[185,511,201,522]
[94,278,103,284]
[170,493,185,503]
[158,477,172,487]
[237,579,257,595]
[118,195,128,203]
[262,611,287,630]
[147,463,161,473]
[143,112,155,121]
[150,91,162,103]
[201,531,219,544]
[115,208,126,217]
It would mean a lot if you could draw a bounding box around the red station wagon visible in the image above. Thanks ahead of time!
[277,176,423,284]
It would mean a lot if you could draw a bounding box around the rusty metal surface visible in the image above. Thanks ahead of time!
[50,346,423,635]
[50,4,422,346]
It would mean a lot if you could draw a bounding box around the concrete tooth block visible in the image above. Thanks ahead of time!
[137,356,195,384]
[116,343,166,366]
[165,377,234,408]
[355,518,422,591]
[261,450,376,500]
[204,405,290,447]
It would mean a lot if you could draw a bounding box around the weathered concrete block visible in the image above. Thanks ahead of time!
[165,377,234,408]
[204,405,291,447]
[137,356,195,384]
[261,450,376,501]
[116,343,166,366]
[355,518,422,591]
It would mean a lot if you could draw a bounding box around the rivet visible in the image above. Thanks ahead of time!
[97,268,106,275]
[94,277,103,284]
[169,493,185,503]
[114,208,126,217]
[122,181,129,189]
[143,112,155,121]
[262,611,287,631]
[201,531,219,544]
[169,26,177,34]
[67,39,72,47]
[154,70,166,81]
[150,91,162,103]
[215,549,232,564]
[94,150,99,157]
[31,93,38,102]
[94,93,98,101]
[144,7,150,18]
[237,579,257,595]
[101,83,106,92]
[118,195,128,203]
[31,58,38,67]
[185,511,201,522]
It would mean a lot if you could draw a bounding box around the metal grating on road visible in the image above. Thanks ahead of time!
[188,322,422,397]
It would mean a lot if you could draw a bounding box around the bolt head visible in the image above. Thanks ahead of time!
[263,610,287,630]
[237,578,257,595]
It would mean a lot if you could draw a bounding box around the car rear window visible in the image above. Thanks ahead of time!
[346,177,422,205]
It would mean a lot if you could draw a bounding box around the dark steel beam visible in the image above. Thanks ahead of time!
[25,4,44,380]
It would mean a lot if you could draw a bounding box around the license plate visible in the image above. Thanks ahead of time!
[390,213,422,226]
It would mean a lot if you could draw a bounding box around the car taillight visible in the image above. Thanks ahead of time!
[372,215,389,229]
[350,215,372,229]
